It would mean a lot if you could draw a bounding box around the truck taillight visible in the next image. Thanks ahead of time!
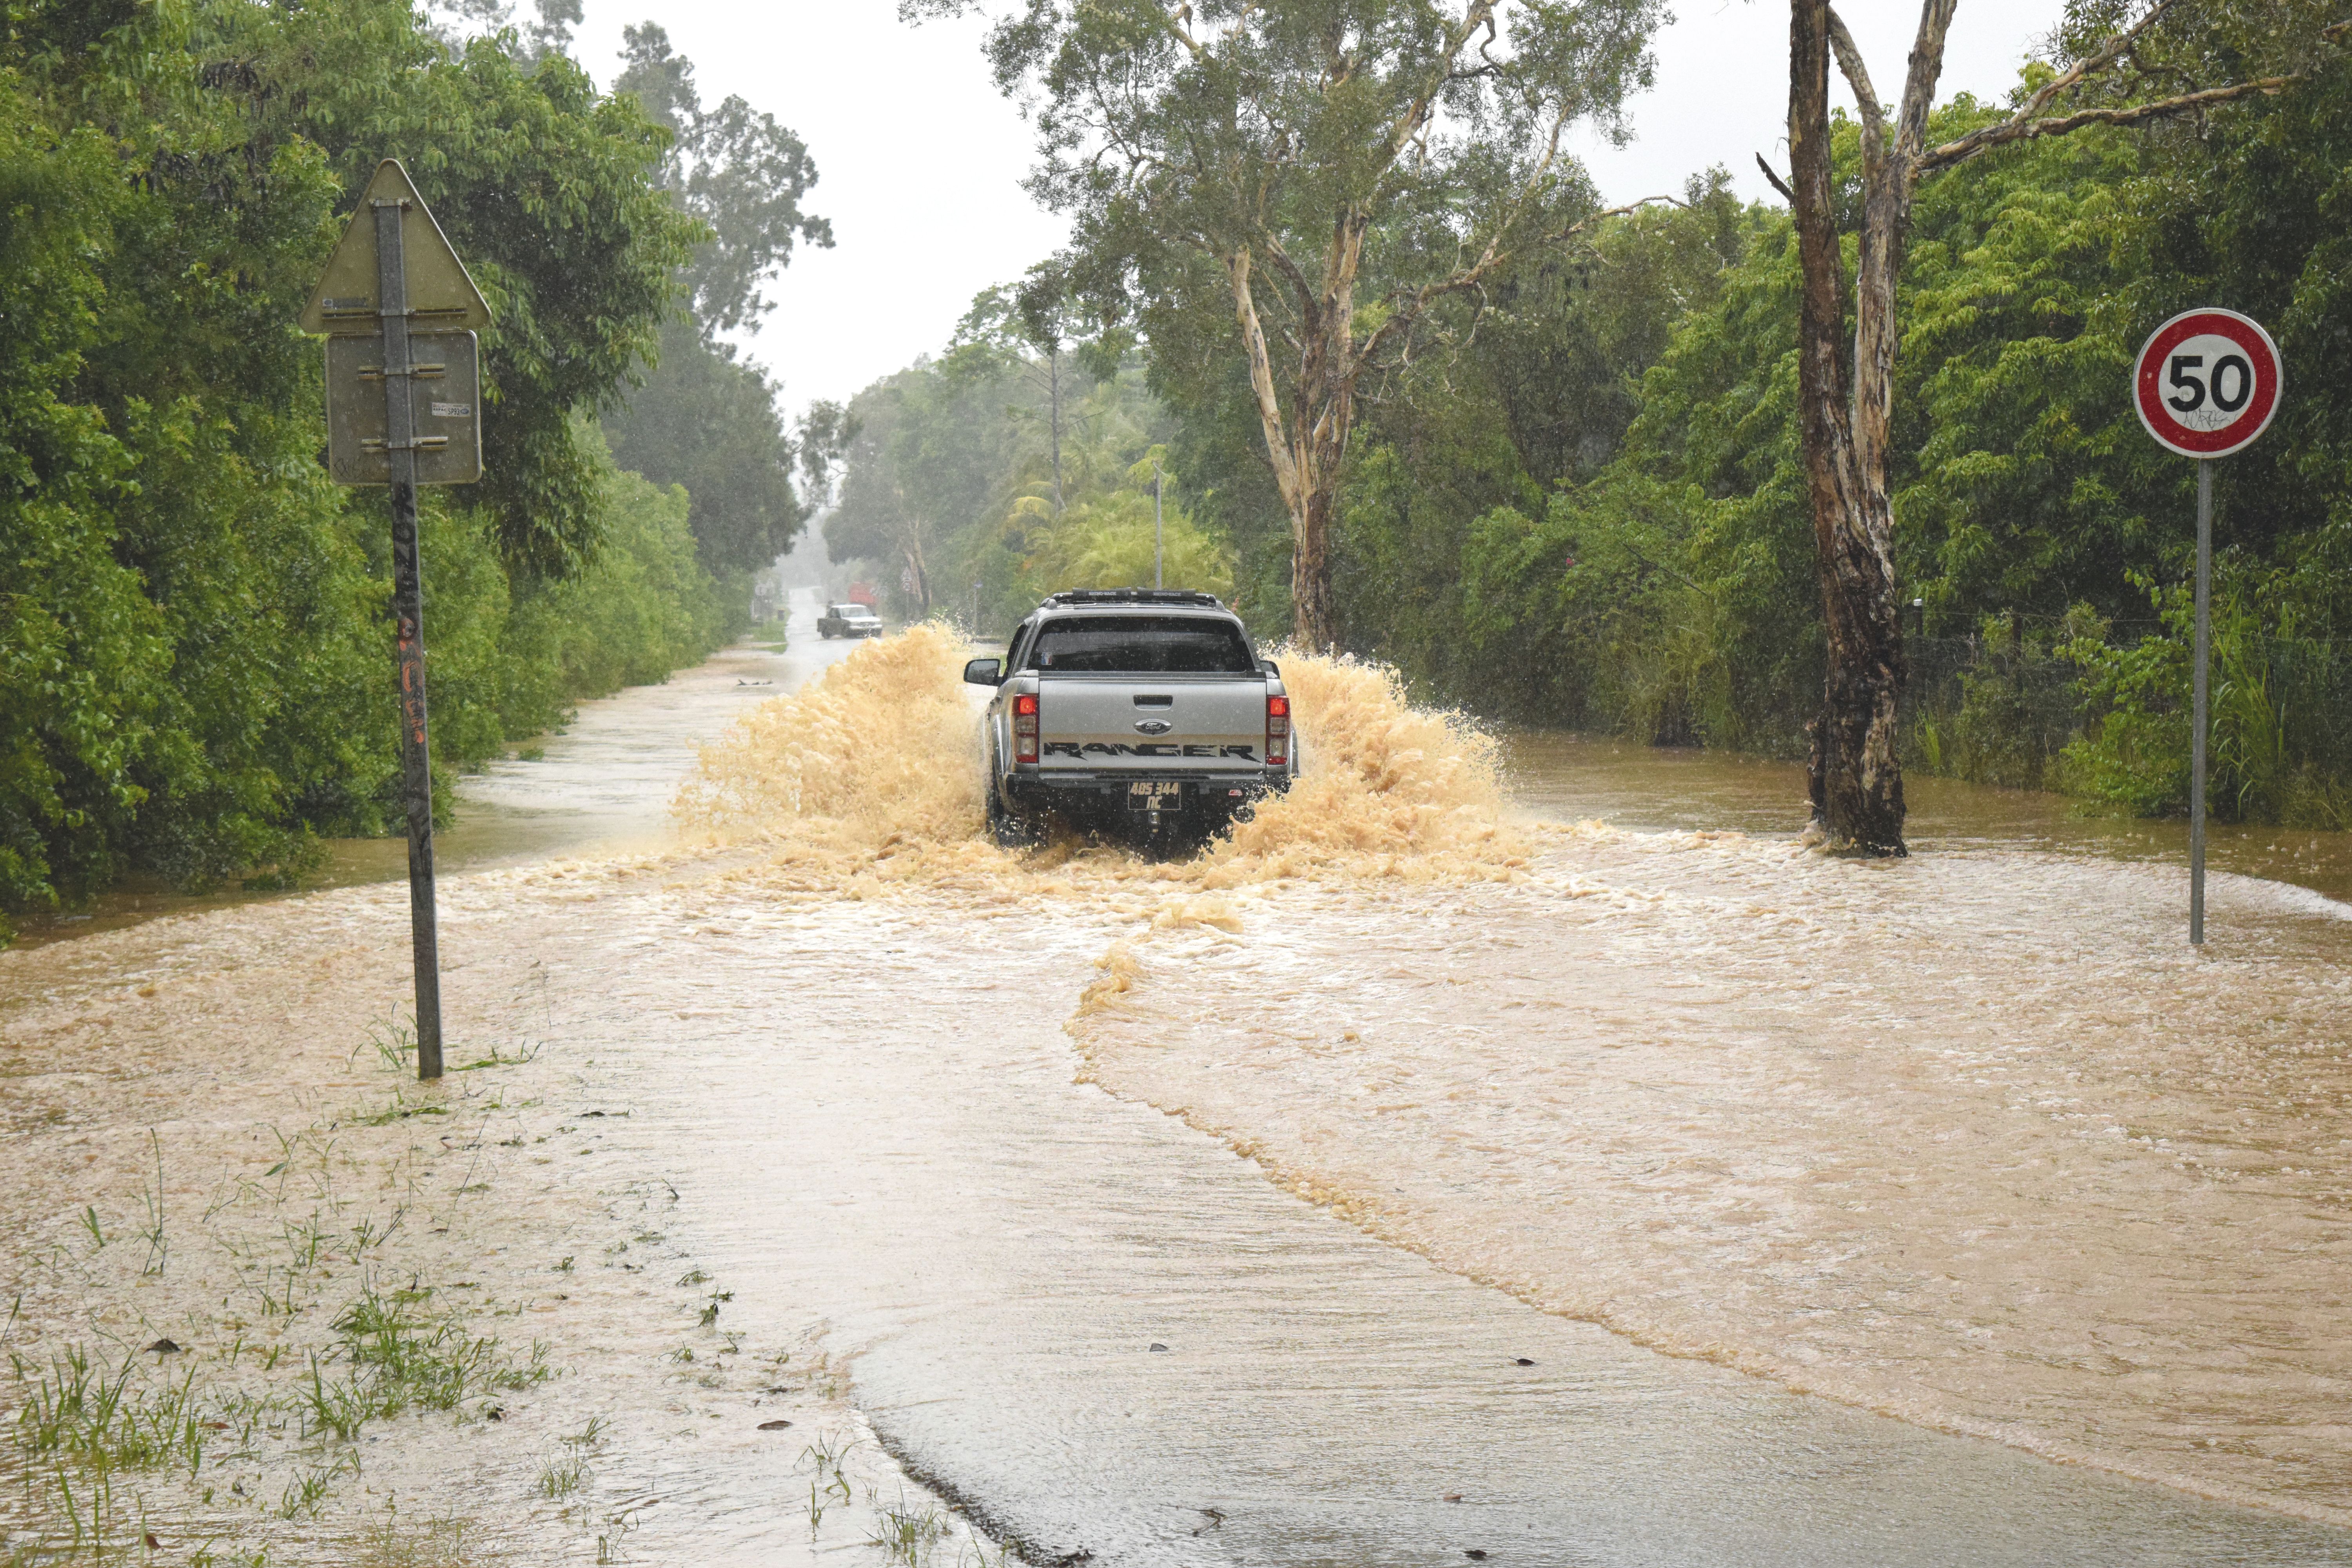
[1013,692,1039,764]
[1266,693,1289,768]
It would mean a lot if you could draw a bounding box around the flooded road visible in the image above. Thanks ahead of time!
[5,617,2352,1563]
[2,588,861,951]
[593,894,2350,1564]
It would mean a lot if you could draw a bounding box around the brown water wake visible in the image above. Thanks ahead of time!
[682,627,2352,1528]
[672,627,1529,900]
[1069,823,2352,1528]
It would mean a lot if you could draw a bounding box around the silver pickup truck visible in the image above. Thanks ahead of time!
[962,589,1296,848]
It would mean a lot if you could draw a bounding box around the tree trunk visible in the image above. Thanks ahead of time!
[1284,336,1349,650]
[1226,246,1354,651]
[1292,483,1338,650]
[1789,0,1907,856]
[906,541,930,618]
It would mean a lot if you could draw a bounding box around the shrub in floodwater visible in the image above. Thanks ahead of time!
[2058,577,2352,825]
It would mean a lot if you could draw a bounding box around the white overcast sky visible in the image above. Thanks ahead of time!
[570,0,2069,417]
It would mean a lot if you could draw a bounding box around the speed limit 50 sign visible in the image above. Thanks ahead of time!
[2131,304,2283,950]
[2133,307,2282,458]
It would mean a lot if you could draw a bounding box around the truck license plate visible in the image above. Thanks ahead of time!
[1127,781,1182,812]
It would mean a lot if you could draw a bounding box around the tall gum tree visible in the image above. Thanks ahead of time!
[911,0,1666,647]
[1773,0,2346,855]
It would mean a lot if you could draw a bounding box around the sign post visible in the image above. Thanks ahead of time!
[2131,307,2283,946]
[301,160,490,1077]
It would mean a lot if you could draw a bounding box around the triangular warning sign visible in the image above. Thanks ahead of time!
[299,160,491,335]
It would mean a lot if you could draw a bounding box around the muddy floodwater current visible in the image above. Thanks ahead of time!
[5,597,2352,1564]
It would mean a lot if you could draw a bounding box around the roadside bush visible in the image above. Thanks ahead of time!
[0,1,739,934]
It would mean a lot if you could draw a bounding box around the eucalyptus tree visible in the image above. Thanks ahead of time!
[614,22,833,335]
[915,0,1666,647]
[1770,0,2346,855]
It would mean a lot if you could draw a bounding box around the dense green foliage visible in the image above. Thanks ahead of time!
[1133,58,2352,829]
[827,310,1227,630]
[0,0,761,936]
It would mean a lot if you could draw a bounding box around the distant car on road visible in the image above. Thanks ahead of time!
[818,601,883,640]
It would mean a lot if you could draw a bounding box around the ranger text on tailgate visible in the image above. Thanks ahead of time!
[963,590,1297,849]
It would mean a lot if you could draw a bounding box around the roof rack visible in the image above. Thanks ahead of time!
[1040,588,1226,609]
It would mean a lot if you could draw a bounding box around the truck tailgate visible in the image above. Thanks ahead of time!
[1037,677,1266,772]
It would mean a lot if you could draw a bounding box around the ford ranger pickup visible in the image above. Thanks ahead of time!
[962,589,1296,848]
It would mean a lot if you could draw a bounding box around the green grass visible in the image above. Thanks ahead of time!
[299,1288,550,1441]
[453,1040,542,1072]
[352,1016,417,1073]
[536,1455,588,1499]
[869,1500,951,1563]
[11,1345,207,1477]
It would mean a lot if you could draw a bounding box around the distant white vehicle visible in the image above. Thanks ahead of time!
[817,602,882,639]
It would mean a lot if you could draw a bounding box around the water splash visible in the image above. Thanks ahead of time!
[1201,651,1528,884]
[673,628,1527,895]
[676,623,985,853]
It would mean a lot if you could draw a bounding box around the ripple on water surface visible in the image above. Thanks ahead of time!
[1076,819,2352,1528]
[9,622,2352,1562]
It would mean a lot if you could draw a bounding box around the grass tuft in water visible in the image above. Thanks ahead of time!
[535,1454,587,1499]
[11,1345,207,1477]
[299,1287,549,1440]
[135,1127,169,1276]
[353,1015,418,1073]
[869,1498,951,1563]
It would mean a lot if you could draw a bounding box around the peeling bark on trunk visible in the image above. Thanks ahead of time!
[1292,483,1338,650]
[1227,238,1357,652]
[1788,0,1933,858]
[1779,0,2327,856]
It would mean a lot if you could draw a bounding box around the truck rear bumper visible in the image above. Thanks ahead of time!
[1004,768,1289,812]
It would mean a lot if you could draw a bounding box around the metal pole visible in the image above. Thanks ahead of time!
[376,196,445,1076]
[2189,458,2212,947]
[1153,466,1164,590]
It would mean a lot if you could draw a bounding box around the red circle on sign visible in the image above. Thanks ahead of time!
[2133,308,2281,459]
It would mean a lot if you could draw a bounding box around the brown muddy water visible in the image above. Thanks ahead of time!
[5,599,2352,1564]
[3,604,833,952]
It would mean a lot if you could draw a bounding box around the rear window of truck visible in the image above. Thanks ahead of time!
[1025,616,1256,675]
